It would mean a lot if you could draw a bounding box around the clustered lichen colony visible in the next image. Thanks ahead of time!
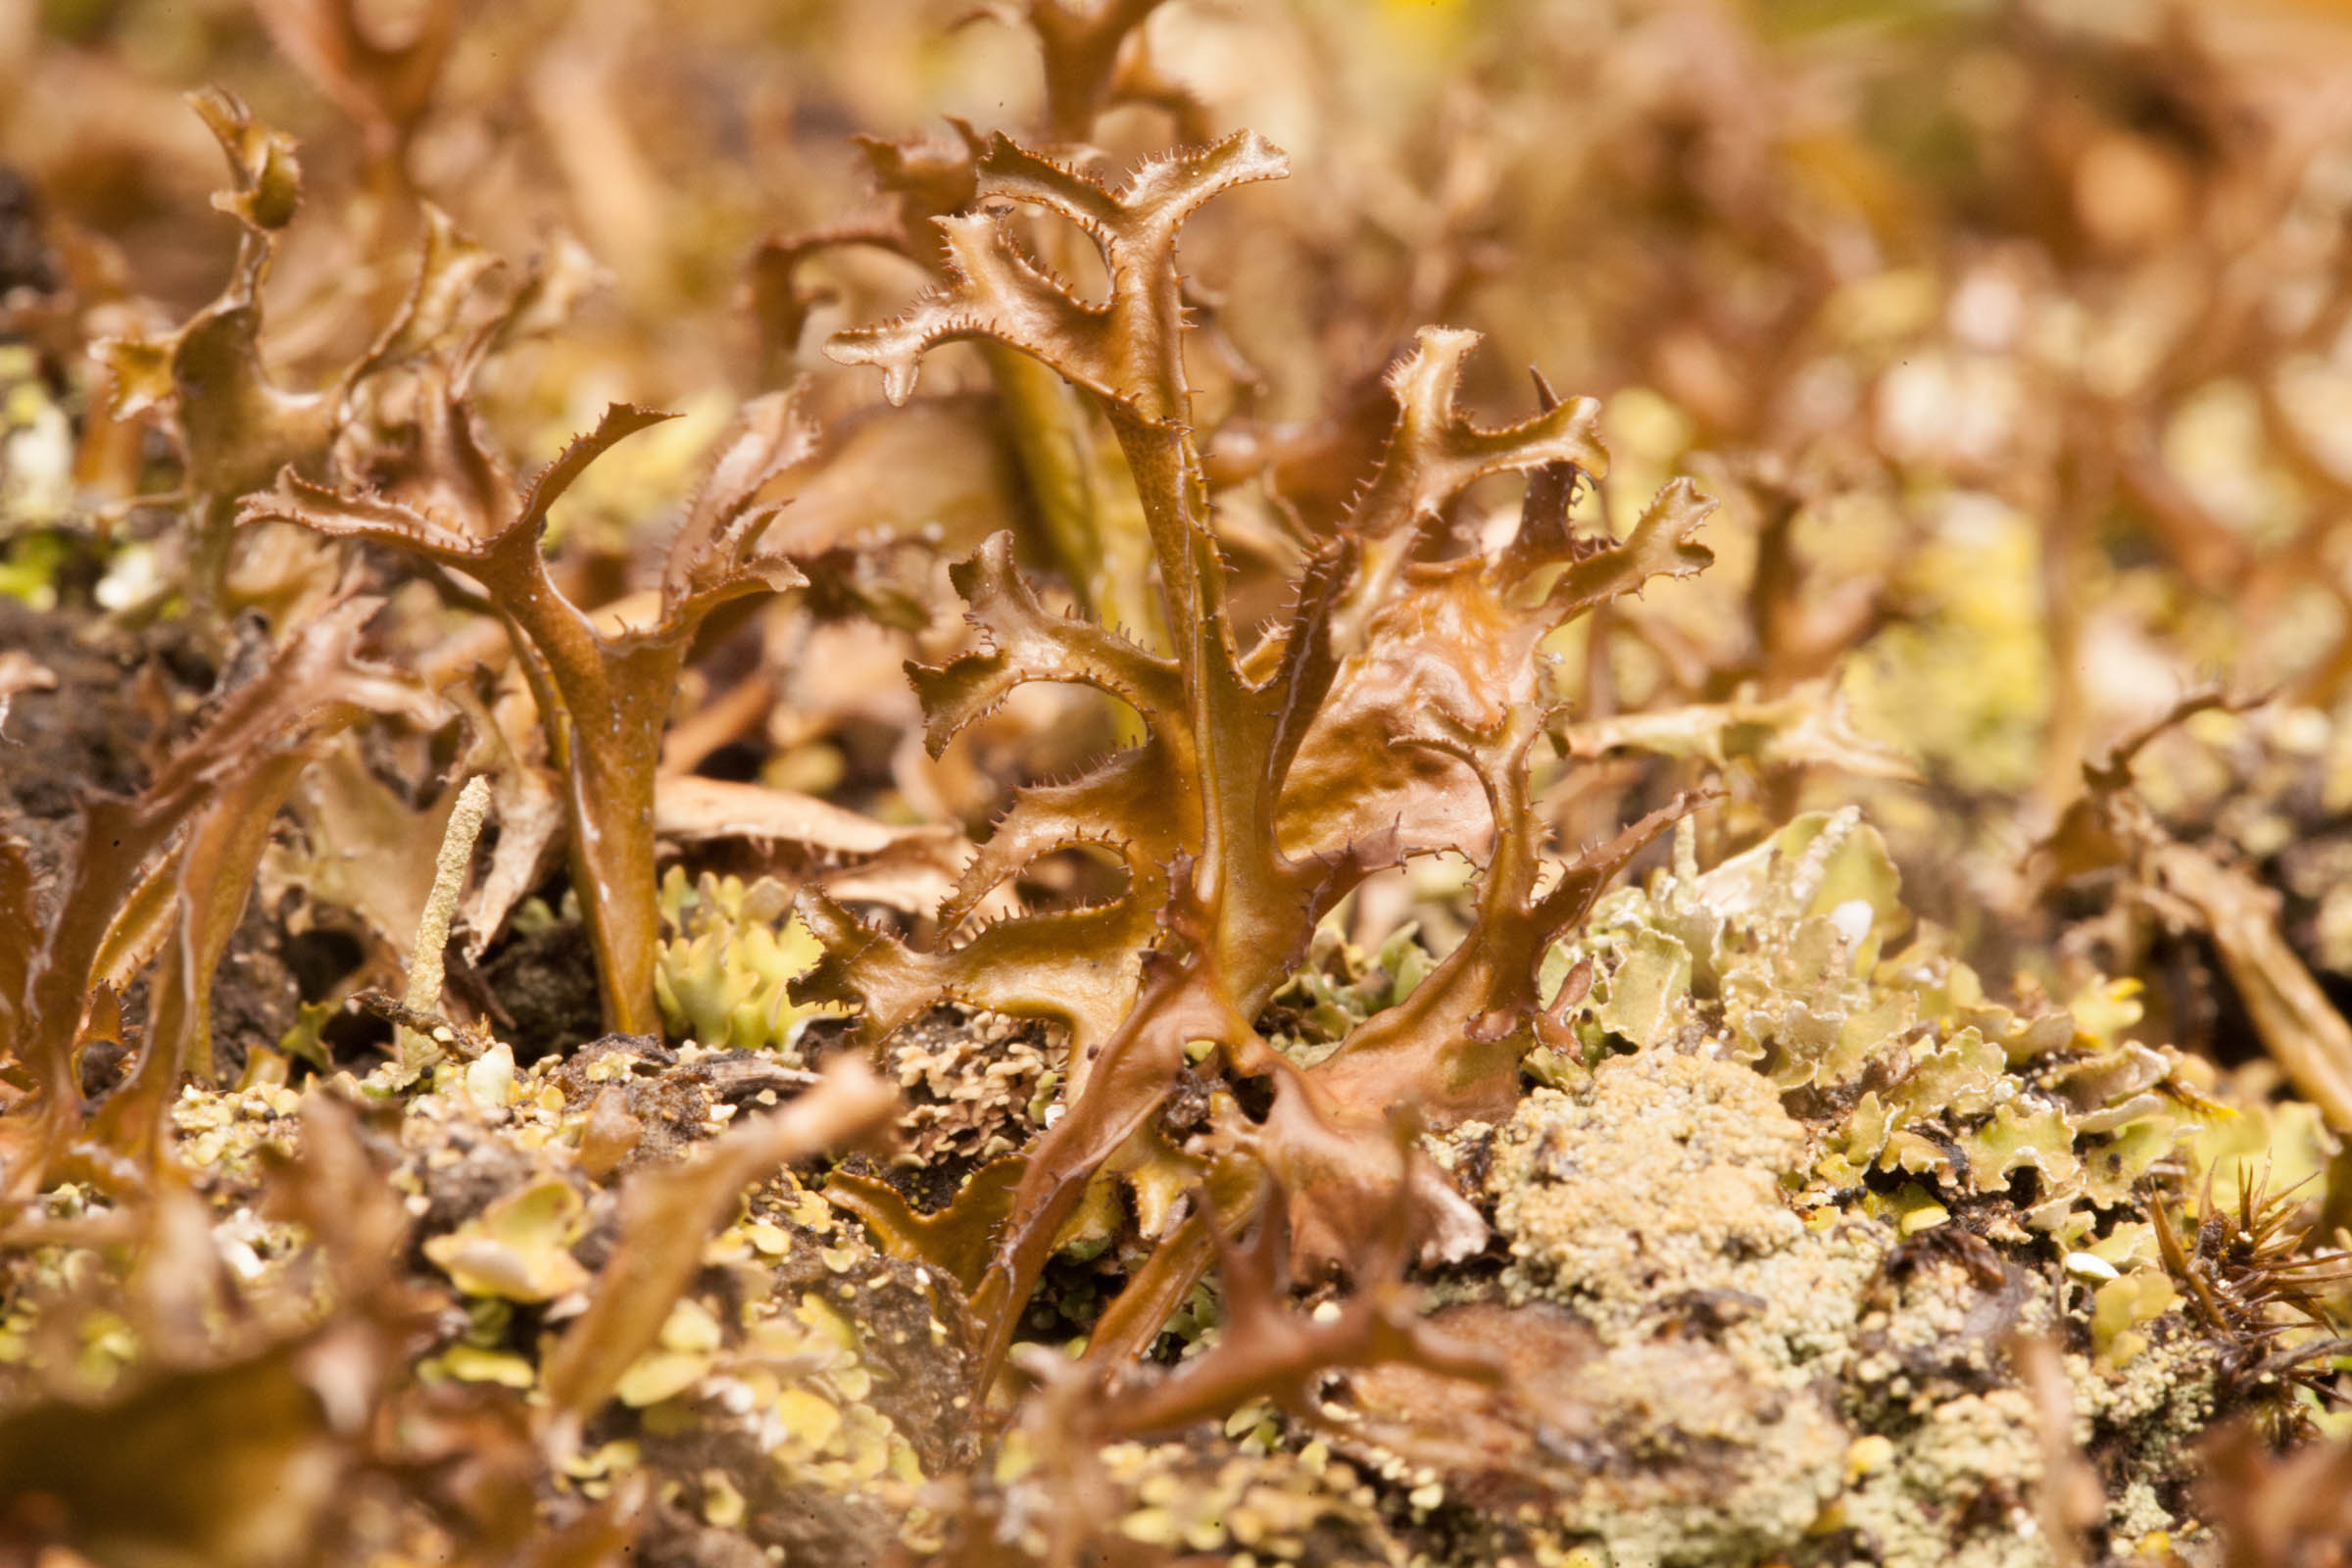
[4,2,2352,1566]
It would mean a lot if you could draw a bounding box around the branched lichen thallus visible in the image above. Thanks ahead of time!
[801,127,1718,1398]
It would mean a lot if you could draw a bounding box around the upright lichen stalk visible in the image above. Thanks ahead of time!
[398,772,493,1066]
[244,390,819,1036]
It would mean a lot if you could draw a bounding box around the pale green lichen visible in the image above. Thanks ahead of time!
[654,868,841,1055]
[421,1175,593,1301]
[1459,1052,1875,1564]
[1356,808,2284,1566]
[1554,810,2206,1245]
[1266,922,1440,1068]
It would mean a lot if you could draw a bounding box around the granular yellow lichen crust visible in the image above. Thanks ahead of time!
[1493,1054,1817,1332]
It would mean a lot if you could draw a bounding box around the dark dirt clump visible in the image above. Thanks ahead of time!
[0,168,59,298]
[0,597,154,885]
[479,919,606,1062]
[202,898,305,1080]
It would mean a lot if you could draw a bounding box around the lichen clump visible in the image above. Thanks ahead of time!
[1390,817,2230,1565]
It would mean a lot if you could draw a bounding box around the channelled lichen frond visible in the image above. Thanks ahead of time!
[908,531,1184,753]
[935,743,1187,934]
[1089,1166,1502,1439]
[944,703,1690,1371]
[1541,475,1719,616]
[96,91,328,523]
[794,883,1160,1056]
[90,96,606,616]
[341,205,504,395]
[189,84,303,235]
[806,518,1352,1051]
[1312,329,1630,681]
[826,1155,1029,1297]
[1223,1047,1493,1281]
[520,405,685,557]
[243,403,683,634]
[248,468,503,566]
[984,128,1287,261]
[1311,714,1707,1126]
[1343,326,1610,547]
[1282,470,1715,871]
[956,134,1129,238]
[791,590,1201,1060]
[959,923,1261,1370]
[661,385,823,614]
[825,128,1288,421]
[860,206,1117,408]
[815,110,1724,1408]
[882,526,1203,955]
[908,463,1712,1358]
[1251,535,1356,784]
[328,211,609,527]
[747,127,983,369]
